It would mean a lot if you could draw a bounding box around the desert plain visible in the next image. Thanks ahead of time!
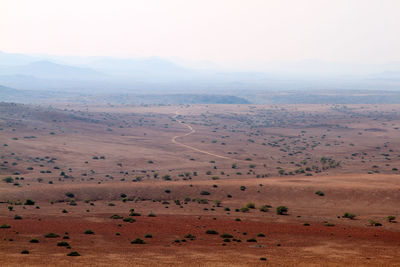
[0,102,400,266]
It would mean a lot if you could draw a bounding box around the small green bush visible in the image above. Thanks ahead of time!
[343,212,356,220]
[84,229,94,234]
[184,234,196,239]
[44,233,60,238]
[259,204,271,212]
[368,220,382,227]
[131,238,146,244]
[123,217,136,223]
[24,199,35,205]
[65,192,74,198]
[240,207,250,212]
[3,177,13,183]
[220,233,233,238]
[200,191,210,196]
[387,216,396,222]
[276,206,288,215]
[205,230,218,235]
[245,203,255,209]
[57,241,70,247]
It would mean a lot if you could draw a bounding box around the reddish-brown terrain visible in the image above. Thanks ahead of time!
[1,102,400,266]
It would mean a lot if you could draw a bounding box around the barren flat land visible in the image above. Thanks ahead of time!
[1,103,400,266]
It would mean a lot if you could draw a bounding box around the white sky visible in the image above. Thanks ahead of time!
[1,0,400,69]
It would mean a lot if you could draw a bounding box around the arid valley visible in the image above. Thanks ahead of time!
[1,102,400,266]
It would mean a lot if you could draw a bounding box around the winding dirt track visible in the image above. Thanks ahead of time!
[171,111,233,160]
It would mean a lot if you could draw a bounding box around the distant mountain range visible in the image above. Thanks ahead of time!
[0,51,400,94]
[0,60,104,80]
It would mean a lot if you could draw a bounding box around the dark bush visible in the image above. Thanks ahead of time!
[123,217,136,223]
[67,251,81,256]
[276,206,288,215]
[57,241,70,247]
[44,233,60,238]
[65,192,74,198]
[200,191,210,196]
[220,233,233,238]
[131,238,146,244]
[84,229,95,234]
[343,212,356,220]
[24,199,35,205]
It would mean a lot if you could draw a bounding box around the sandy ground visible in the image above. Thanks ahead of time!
[1,103,400,266]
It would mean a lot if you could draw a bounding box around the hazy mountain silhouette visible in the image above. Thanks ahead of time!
[0,60,104,80]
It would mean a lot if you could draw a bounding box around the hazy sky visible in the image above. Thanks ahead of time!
[1,0,400,70]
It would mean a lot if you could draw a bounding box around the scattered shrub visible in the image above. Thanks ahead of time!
[131,238,146,244]
[24,199,35,205]
[57,241,70,247]
[259,204,271,212]
[343,212,356,220]
[240,207,250,213]
[2,177,13,183]
[200,191,210,196]
[65,192,74,198]
[368,220,382,227]
[387,216,396,222]
[123,217,136,223]
[220,233,233,238]
[44,233,60,238]
[205,230,218,235]
[245,203,255,209]
[276,206,288,215]
[67,251,81,256]
[184,234,196,239]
